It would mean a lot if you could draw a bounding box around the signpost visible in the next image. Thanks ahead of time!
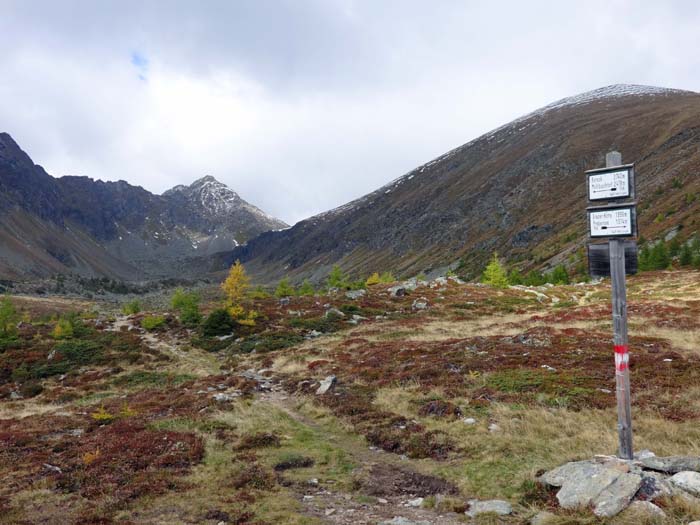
[588,205,637,238]
[586,151,635,460]
[587,164,635,201]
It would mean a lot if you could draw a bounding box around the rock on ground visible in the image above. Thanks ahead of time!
[641,456,700,474]
[669,471,700,497]
[554,462,620,509]
[345,289,366,300]
[625,500,666,519]
[638,471,675,500]
[593,472,642,518]
[325,307,345,318]
[411,298,428,310]
[466,499,512,517]
[316,375,337,395]
[388,285,406,297]
[541,454,700,518]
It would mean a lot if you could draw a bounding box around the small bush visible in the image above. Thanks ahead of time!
[379,271,396,283]
[326,264,348,290]
[365,272,381,286]
[275,278,295,298]
[201,308,235,337]
[122,300,141,315]
[171,288,201,327]
[546,264,570,285]
[481,253,509,288]
[180,307,202,327]
[141,315,166,331]
[507,268,524,285]
[91,405,115,423]
[297,279,315,296]
[52,318,74,339]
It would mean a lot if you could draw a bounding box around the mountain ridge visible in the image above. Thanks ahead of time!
[225,84,700,282]
[0,133,286,280]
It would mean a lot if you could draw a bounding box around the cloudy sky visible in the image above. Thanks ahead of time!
[1,1,699,224]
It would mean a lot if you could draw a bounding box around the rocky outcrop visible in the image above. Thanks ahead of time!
[540,452,700,518]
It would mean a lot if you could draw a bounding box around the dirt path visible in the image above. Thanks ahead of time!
[106,317,469,523]
[257,387,466,524]
[107,316,220,377]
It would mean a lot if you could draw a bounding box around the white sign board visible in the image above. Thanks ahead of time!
[588,169,631,200]
[589,207,635,237]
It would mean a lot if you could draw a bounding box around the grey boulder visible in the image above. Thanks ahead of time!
[593,472,642,518]
[316,375,337,395]
[641,456,700,474]
[345,289,366,300]
[466,499,512,517]
[669,471,700,497]
[388,285,406,297]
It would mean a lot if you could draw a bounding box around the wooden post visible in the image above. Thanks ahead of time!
[606,151,633,460]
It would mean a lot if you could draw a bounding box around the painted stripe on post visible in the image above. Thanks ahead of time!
[614,347,629,373]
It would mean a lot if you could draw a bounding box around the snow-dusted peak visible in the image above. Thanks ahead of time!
[304,84,697,225]
[540,84,694,113]
[191,174,226,187]
[168,175,243,216]
[163,176,288,228]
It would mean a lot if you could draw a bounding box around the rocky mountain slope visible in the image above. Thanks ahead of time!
[227,84,700,282]
[0,133,287,280]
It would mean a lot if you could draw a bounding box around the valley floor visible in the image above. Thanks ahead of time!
[1,271,700,524]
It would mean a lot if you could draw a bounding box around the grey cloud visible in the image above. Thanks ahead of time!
[1,1,699,224]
